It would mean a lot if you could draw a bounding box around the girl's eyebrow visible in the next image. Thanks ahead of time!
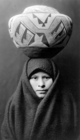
[31,75,37,77]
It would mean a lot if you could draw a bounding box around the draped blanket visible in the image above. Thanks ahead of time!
[1,59,79,140]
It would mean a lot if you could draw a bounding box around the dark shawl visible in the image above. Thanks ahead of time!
[1,59,79,140]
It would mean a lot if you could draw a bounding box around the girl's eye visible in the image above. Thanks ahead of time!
[43,76,50,79]
[31,76,38,80]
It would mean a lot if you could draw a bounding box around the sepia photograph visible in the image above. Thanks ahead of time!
[0,0,80,140]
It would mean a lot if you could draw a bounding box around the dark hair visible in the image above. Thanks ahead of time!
[28,68,53,80]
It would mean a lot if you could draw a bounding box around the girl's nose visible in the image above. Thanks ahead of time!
[38,78,45,88]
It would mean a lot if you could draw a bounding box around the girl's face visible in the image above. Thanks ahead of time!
[29,71,53,98]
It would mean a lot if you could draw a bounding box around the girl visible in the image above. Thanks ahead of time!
[1,58,78,140]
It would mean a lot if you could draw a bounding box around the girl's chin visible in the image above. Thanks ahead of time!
[36,91,47,98]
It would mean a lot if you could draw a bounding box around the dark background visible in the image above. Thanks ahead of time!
[0,0,80,139]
